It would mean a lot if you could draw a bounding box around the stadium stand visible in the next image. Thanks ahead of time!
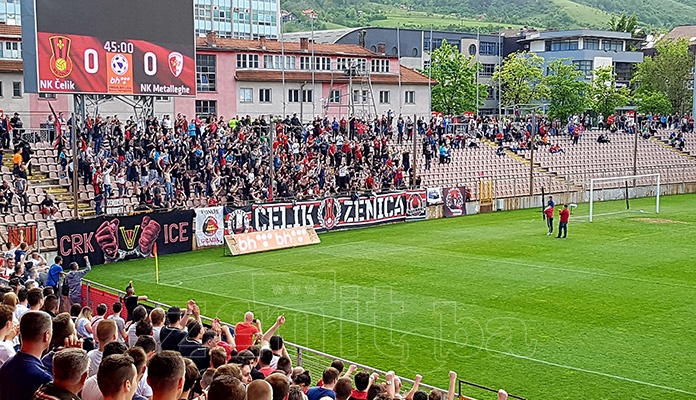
[0,112,694,253]
[0,275,513,400]
[516,130,696,189]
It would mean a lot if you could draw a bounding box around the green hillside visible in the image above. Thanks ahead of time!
[282,0,690,33]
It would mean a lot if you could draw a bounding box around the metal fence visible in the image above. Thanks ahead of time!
[80,278,515,399]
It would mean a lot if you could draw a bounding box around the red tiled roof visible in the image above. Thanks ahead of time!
[197,36,387,58]
[0,60,22,73]
[235,65,433,85]
[0,24,21,37]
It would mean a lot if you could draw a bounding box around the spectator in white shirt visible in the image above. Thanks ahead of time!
[0,304,17,367]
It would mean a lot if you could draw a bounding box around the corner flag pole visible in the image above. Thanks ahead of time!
[154,243,159,284]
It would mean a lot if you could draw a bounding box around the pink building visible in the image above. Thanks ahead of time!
[177,33,433,122]
[1,26,431,128]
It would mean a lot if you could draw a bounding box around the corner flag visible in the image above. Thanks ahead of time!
[154,243,159,284]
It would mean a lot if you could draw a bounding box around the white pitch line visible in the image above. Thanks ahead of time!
[130,261,229,279]
[140,279,696,397]
[164,267,260,283]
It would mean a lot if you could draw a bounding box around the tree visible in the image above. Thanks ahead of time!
[632,38,694,115]
[589,66,629,117]
[493,51,548,108]
[543,59,589,122]
[608,13,641,37]
[634,91,673,115]
[420,39,487,115]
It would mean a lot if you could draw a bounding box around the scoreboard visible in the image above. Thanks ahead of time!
[22,0,196,96]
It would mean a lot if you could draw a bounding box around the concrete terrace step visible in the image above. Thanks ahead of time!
[650,137,694,159]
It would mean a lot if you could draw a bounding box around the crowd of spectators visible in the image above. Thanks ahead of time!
[3,109,689,217]
[0,269,512,400]
[474,112,695,157]
[50,112,432,215]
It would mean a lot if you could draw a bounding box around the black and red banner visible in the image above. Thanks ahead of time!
[443,187,468,218]
[56,210,194,266]
[25,0,196,96]
[225,190,427,234]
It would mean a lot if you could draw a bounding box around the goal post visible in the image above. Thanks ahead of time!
[589,174,660,222]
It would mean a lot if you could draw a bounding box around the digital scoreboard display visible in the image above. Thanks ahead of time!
[22,0,196,96]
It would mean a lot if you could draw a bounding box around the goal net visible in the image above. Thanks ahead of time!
[589,174,661,222]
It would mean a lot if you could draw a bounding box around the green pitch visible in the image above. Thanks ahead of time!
[87,194,696,400]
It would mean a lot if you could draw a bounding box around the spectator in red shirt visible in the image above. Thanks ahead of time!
[257,348,275,377]
[234,312,260,352]
[349,371,371,400]
[557,204,570,238]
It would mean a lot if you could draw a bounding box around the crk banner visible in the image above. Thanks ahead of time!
[56,210,194,265]
[443,186,468,218]
[226,190,426,233]
[195,207,224,247]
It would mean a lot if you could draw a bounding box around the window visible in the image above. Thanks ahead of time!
[431,38,443,51]
[195,100,217,115]
[302,89,313,103]
[603,39,623,52]
[405,91,415,104]
[12,81,21,97]
[3,41,20,59]
[336,58,349,71]
[263,55,296,70]
[480,64,496,77]
[38,93,56,99]
[197,54,216,92]
[337,58,367,73]
[300,56,312,70]
[284,56,296,70]
[314,57,331,71]
[239,88,253,103]
[259,88,271,103]
[288,89,300,103]
[329,89,341,103]
[546,39,579,51]
[263,55,278,69]
[0,82,4,98]
[371,59,390,73]
[479,42,499,56]
[486,87,497,100]
[353,89,368,103]
[614,62,634,82]
[584,38,600,50]
[236,54,259,69]
[379,90,390,104]
[573,60,593,76]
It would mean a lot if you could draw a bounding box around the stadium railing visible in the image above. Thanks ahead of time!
[79,278,492,398]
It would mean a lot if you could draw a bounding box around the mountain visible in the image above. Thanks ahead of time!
[281,0,695,33]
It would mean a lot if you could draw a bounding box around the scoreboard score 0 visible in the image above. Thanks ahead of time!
[22,0,196,97]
